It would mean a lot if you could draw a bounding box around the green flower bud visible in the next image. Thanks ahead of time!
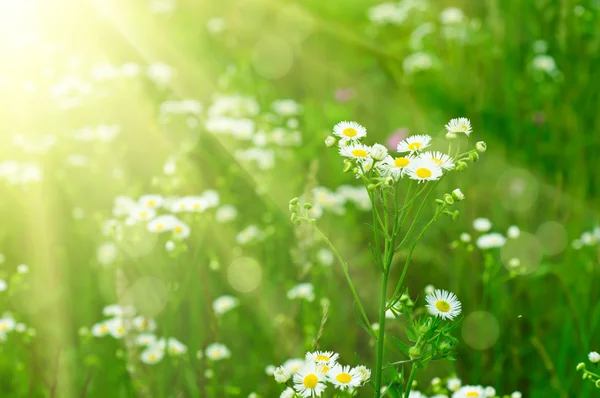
[406,299,414,308]
[456,161,468,171]
[452,210,459,221]
[469,152,480,162]
[446,132,457,140]
[303,203,312,210]
[595,379,600,388]
[408,346,421,359]
[444,194,454,205]
[476,141,487,153]
[343,160,352,173]
[439,341,451,352]
[367,184,377,191]
[324,136,336,148]
[384,176,394,186]
[419,324,430,335]
[400,293,409,302]
[576,362,586,371]
[289,198,299,205]
[452,188,465,201]
[435,199,445,205]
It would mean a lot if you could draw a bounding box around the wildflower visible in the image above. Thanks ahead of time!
[339,143,371,160]
[147,215,178,233]
[406,158,443,183]
[453,385,485,397]
[205,343,231,361]
[333,121,367,141]
[172,220,191,239]
[133,316,157,332]
[213,295,239,315]
[287,283,315,302]
[511,392,522,398]
[91,321,111,337]
[283,358,305,374]
[421,151,455,170]
[476,141,487,152]
[472,218,492,232]
[460,232,471,242]
[476,233,507,249]
[589,351,600,363]
[281,387,296,398]
[293,362,327,397]
[327,364,362,390]
[397,135,432,153]
[507,225,520,239]
[440,7,465,24]
[140,346,164,364]
[0,280,7,292]
[140,194,163,209]
[136,333,158,346]
[305,351,339,368]
[354,365,371,383]
[445,118,472,136]
[316,248,334,266]
[166,337,187,356]
[165,240,175,251]
[424,284,435,294]
[426,289,462,320]
[532,54,557,74]
[447,377,462,391]
[107,318,127,339]
[377,154,415,180]
[484,387,496,397]
[369,144,388,161]
[17,264,29,274]
[452,189,465,201]
[508,258,521,268]
[272,99,302,116]
[324,136,336,148]
[274,366,291,383]
[265,365,276,375]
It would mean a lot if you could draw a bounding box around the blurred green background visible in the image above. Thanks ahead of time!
[0,0,599,397]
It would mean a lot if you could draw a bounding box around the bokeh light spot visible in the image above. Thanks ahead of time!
[496,168,538,212]
[501,231,543,274]
[462,311,500,350]
[125,277,168,317]
[227,256,262,293]
[536,221,568,255]
[251,36,293,79]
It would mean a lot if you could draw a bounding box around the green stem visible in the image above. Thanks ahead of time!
[312,226,373,336]
[403,363,418,398]
[374,271,390,398]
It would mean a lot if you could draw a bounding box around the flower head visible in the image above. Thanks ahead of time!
[405,158,443,183]
[293,362,327,397]
[426,289,462,320]
[589,351,600,363]
[397,134,432,153]
[377,154,415,180]
[327,364,362,390]
[339,143,371,160]
[453,385,485,398]
[333,121,367,141]
[445,118,472,136]
[421,151,455,170]
[205,343,231,361]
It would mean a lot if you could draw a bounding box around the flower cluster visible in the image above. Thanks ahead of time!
[272,350,370,397]
[571,226,600,249]
[576,351,600,389]
[404,374,522,397]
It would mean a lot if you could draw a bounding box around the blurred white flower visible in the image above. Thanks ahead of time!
[476,233,507,249]
[473,218,492,232]
[205,343,231,361]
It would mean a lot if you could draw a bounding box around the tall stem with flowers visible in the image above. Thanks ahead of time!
[289,118,487,398]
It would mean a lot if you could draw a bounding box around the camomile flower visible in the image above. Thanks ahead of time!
[136,333,158,346]
[339,143,371,160]
[447,377,462,391]
[327,364,362,390]
[139,194,163,209]
[274,366,291,383]
[205,343,231,361]
[166,337,187,356]
[472,217,492,232]
[107,318,128,339]
[397,134,431,153]
[91,321,111,337]
[445,118,472,136]
[283,358,305,374]
[131,207,156,222]
[140,346,164,365]
[333,121,367,141]
[305,351,339,367]
[0,317,16,333]
[405,158,443,183]
[133,316,157,332]
[421,151,455,170]
[589,351,600,363]
[377,154,415,180]
[212,295,239,315]
[293,362,327,397]
[354,365,371,383]
[281,387,296,398]
[426,289,462,320]
[452,385,485,398]
[147,215,178,233]
[356,158,374,177]
[476,233,506,249]
[172,220,191,239]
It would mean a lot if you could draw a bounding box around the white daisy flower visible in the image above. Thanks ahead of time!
[136,333,158,346]
[215,205,238,223]
[377,154,415,180]
[452,385,485,398]
[339,143,371,160]
[293,362,327,397]
[421,151,455,170]
[472,218,492,232]
[172,220,191,239]
[147,215,178,233]
[460,233,471,243]
[281,387,296,398]
[397,134,432,153]
[212,295,239,315]
[131,207,156,223]
[426,289,462,320]
[283,358,305,374]
[107,318,128,339]
[589,351,600,363]
[476,233,506,249]
[405,158,443,183]
[287,283,315,302]
[484,386,496,397]
[333,121,367,141]
[140,346,164,364]
[447,377,462,391]
[139,194,163,209]
[91,321,111,337]
[507,225,520,239]
[205,343,231,361]
[133,316,157,332]
[327,364,362,390]
[354,365,371,383]
[445,118,472,136]
[166,337,187,356]
[305,351,339,370]
[0,317,16,333]
[274,366,291,383]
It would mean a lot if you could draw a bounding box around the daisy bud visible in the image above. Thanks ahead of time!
[289,198,299,206]
[384,176,394,186]
[589,351,600,363]
[291,214,301,225]
[452,210,459,220]
[595,380,600,388]
[370,143,388,161]
[367,184,377,191]
[439,341,451,352]
[456,161,468,171]
[435,199,444,205]
[469,152,479,162]
[343,160,352,173]
[303,203,312,210]
[400,293,409,302]
[419,324,429,334]
[446,132,457,140]
[576,362,586,371]
[476,141,487,152]
[273,366,290,383]
[452,188,465,201]
[408,346,421,359]
[443,194,454,205]
[324,136,336,148]
[406,299,414,308]
[289,204,299,213]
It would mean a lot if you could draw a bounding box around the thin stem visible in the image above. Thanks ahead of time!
[312,226,373,335]
[403,363,418,398]
[395,181,440,252]
[374,271,390,398]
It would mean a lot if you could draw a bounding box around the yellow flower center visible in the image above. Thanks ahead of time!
[140,211,148,218]
[179,203,186,210]
[336,373,352,383]
[315,355,330,361]
[351,149,368,157]
[436,300,450,312]
[174,226,183,233]
[303,374,318,389]
[394,157,410,167]
[149,353,157,361]
[147,200,156,207]
[408,142,422,151]
[0,324,7,331]
[461,125,467,131]
[416,168,432,179]
[156,224,164,231]
[343,128,357,137]
[193,203,201,210]
[432,158,443,165]
[466,392,480,397]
